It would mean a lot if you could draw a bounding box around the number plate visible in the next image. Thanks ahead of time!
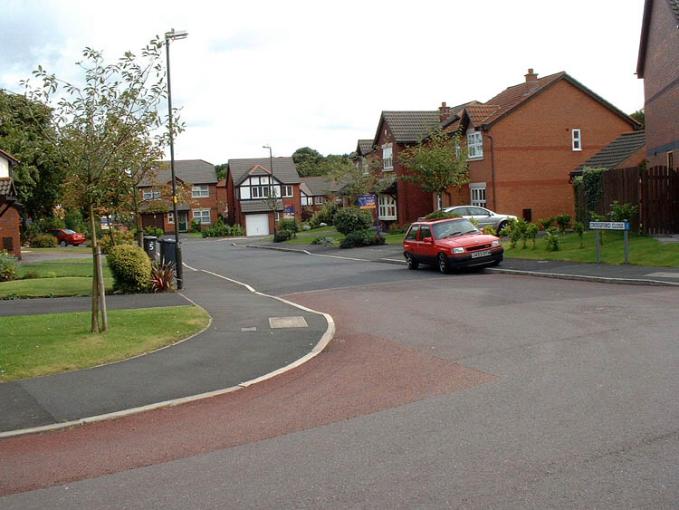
[471,250,491,259]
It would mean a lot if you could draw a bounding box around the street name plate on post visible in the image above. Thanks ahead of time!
[589,221,630,231]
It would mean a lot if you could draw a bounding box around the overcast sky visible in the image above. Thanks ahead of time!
[3,0,645,163]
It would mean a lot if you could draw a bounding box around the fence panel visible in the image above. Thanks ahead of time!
[641,166,679,235]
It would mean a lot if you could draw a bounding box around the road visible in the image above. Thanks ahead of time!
[2,239,678,509]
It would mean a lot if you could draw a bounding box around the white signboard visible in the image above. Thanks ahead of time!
[589,221,630,231]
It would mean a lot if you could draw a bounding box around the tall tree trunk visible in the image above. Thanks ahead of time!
[96,245,108,331]
[89,206,100,333]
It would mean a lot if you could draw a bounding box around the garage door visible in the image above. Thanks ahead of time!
[245,214,270,236]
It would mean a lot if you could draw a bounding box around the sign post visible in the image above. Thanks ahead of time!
[588,220,631,264]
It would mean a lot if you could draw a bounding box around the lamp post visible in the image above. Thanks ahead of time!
[262,144,277,234]
[165,28,187,289]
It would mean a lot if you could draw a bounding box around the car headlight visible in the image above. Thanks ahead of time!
[491,240,500,247]
[452,247,465,254]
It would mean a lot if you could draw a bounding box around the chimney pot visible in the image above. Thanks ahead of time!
[525,68,538,82]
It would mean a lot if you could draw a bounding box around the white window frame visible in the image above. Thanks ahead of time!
[382,144,393,171]
[470,182,487,207]
[282,185,293,197]
[572,129,582,151]
[314,196,326,205]
[192,184,209,198]
[192,208,211,225]
[301,192,311,206]
[378,194,397,220]
[143,190,161,200]
[168,211,174,224]
[467,130,483,159]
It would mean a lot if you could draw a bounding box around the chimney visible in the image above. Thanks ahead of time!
[438,101,452,122]
[524,68,538,83]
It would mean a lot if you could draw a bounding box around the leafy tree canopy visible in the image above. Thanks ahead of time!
[630,109,645,128]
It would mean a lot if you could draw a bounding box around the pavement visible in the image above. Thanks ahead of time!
[244,240,679,286]
[0,268,330,435]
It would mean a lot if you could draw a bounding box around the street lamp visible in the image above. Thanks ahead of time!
[262,144,277,234]
[165,28,187,289]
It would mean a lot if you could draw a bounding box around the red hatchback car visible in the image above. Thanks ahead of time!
[403,218,503,273]
[48,228,87,246]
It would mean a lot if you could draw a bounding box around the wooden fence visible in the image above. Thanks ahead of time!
[574,166,679,234]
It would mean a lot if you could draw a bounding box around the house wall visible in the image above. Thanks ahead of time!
[375,122,433,224]
[216,181,229,221]
[138,182,220,232]
[0,200,21,258]
[190,183,219,228]
[642,0,679,166]
[460,79,635,221]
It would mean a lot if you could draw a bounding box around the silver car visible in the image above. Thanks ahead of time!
[443,205,517,233]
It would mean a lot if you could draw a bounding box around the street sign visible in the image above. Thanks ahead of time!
[589,221,630,231]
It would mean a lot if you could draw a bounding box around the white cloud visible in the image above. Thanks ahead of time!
[2,0,645,163]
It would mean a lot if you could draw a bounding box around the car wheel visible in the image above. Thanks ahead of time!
[437,253,449,274]
[497,221,507,235]
[59,240,67,247]
[405,253,419,270]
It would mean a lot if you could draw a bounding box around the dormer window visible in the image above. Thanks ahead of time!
[572,129,582,151]
[467,130,483,159]
[382,144,393,171]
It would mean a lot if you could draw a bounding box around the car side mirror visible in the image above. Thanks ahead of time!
[423,237,433,244]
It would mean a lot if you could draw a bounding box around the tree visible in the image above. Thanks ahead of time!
[630,109,645,128]
[292,146,323,176]
[0,89,64,219]
[326,156,392,204]
[23,38,179,333]
[215,163,227,180]
[397,129,469,209]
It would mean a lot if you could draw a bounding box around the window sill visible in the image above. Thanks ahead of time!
[467,156,484,161]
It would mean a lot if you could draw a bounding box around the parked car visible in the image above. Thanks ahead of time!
[442,205,517,233]
[48,228,87,246]
[403,218,503,273]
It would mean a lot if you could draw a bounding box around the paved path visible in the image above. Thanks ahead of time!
[0,269,329,434]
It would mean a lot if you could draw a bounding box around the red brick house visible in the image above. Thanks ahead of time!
[637,0,679,167]
[571,131,646,177]
[300,176,342,214]
[0,148,21,257]
[442,70,640,222]
[226,157,302,236]
[137,159,220,233]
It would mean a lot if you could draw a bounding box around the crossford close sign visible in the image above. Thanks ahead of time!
[589,221,631,231]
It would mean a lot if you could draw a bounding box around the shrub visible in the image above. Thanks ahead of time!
[424,211,459,221]
[311,236,335,246]
[340,229,385,249]
[609,201,638,222]
[526,223,539,249]
[273,230,292,243]
[482,225,496,235]
[554,213,571,233]
[309,202,339,228]
[0,251,17,282]
[574,221,585,248]
[545,227,560,251]
[107,244,152,293]
[64,209,87,233]
[230,224,245,237]
[191,219,202,233]
[151,261,175,293]
[144,226,164,238]
[31,233,58,248]
[538,217,554,231]
[201,217,231,238]
[334,207,373,235]
[278,219,299,234]
[301,207,314,222]
[99,229,136,255]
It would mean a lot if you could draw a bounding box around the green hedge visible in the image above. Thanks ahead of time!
[31,233,58,248]
[334,207,373,235]
[107,244,152,293]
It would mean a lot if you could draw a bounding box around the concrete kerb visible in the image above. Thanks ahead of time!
[244,244,679,287]
[0,269,335,440]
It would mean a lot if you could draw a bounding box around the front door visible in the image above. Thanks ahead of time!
[178,212,189,232]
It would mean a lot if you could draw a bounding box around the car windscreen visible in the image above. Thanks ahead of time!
[62,229,76,234]
[432,219,478,239]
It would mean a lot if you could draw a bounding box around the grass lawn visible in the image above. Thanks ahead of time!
[1,258,113,299]
[0,305,210,381]
[503,231,679,267]
[285,226,405,247]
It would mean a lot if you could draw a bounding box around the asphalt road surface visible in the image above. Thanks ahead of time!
[2,240,678,509]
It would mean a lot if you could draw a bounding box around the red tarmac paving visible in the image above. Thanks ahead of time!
[0,290,492,497]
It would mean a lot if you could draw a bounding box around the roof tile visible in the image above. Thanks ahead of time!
[573,131,646,173]
[229,157,300,186]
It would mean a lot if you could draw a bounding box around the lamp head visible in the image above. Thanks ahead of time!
[165,29,188,41]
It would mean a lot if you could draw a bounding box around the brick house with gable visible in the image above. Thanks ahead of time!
[226,157,302,236]
[442,70,641,221]
[138,159,221,233]
[636,0,679,167]
[0,148,21,258]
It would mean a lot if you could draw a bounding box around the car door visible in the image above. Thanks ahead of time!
[418,225,436,263]
[403,224,420,259]
[468,207,493,228]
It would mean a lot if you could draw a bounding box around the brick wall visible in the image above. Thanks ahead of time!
[0,200,21,258]
[642,0,679,166]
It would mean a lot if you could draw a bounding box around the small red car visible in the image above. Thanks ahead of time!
[403,218,503,273]
[48,228,87,246]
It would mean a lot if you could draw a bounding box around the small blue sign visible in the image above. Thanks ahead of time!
[357,194,376,209]
[284,205,295,214]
